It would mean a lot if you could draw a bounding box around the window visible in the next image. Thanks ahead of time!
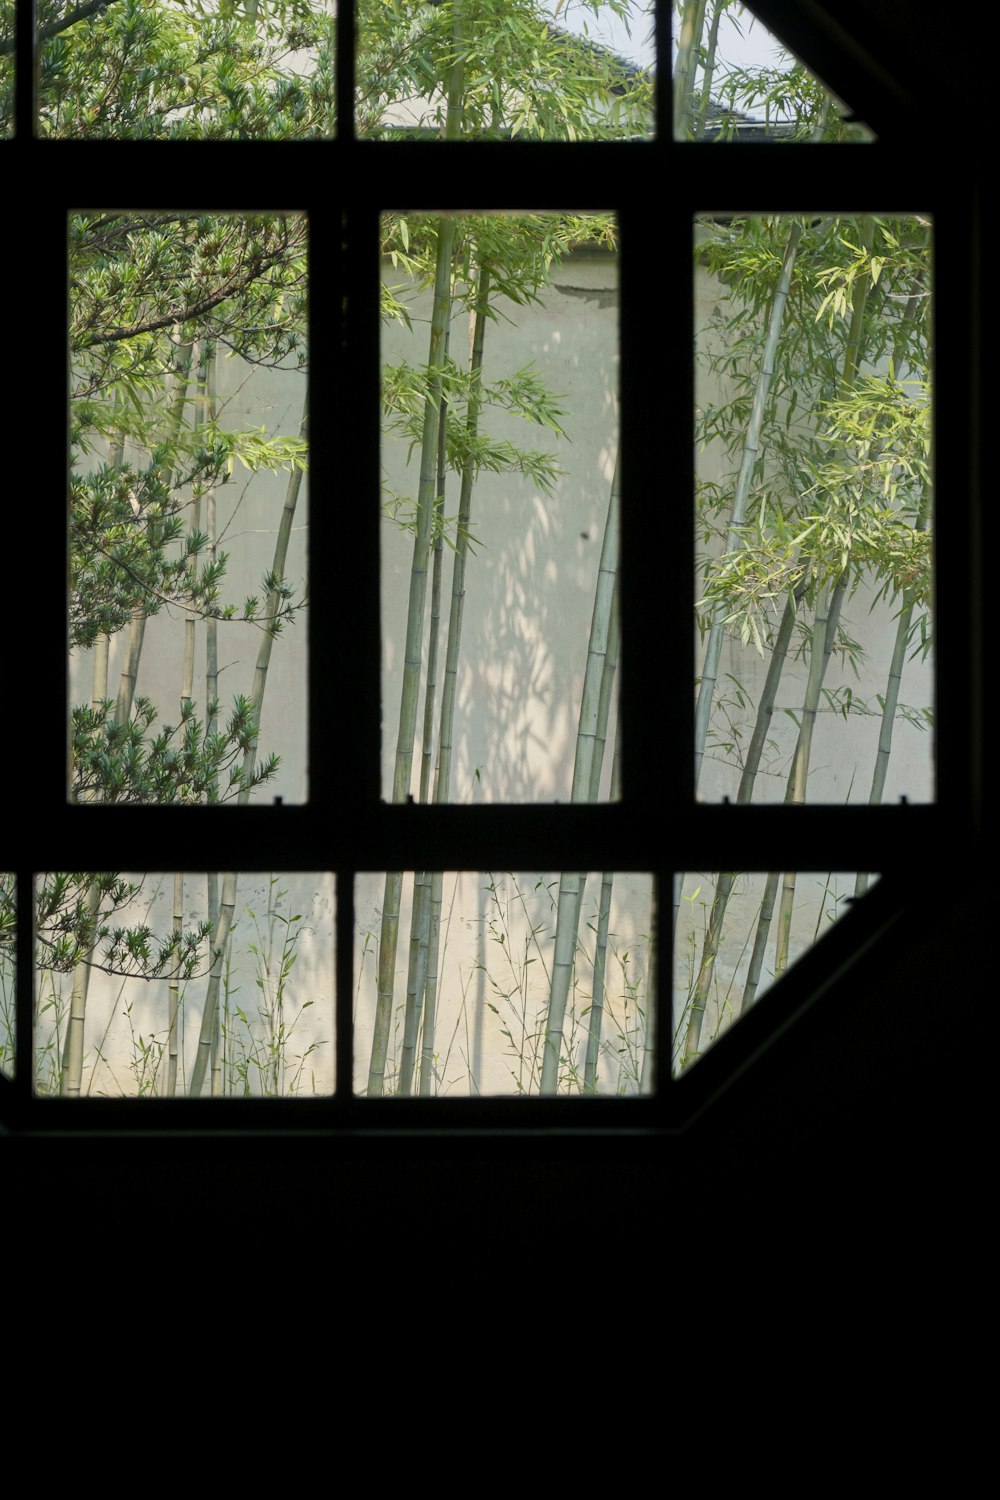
[0,1,981,1136]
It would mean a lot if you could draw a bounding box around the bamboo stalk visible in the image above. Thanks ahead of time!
[693,0,724,139]
[398,336,451,1097]
[188,390,308,1098]
[673,0,709,140]
[686,220,878,1062]
[368,16,467,1096]
[540,452,620,1094]
[416,263,492,1097]
[681,580,807,1059]
[166,872,184,1095]
[773,576,845,973]
[855,273,932,895]
[583,710,622,1093]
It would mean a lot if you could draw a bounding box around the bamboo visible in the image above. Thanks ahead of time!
[398,337,450,1097]
[771,218,875,969]
[582,581,621,1092]
[681,580,807,1058]
[741,223,877,1018]
[189,873,236,1097]
[540,451,620,1094]
[686,220,878,1061]
[856,275,932,895]
[189,390,308,1097]
[639,886,658,1095]
[694,222,802,786]
[583,711,622,1093]
[673,0,709,140]
[693,0,724,139]
[773,577,845,973]
[417,263,492,1097]
[60,883,100,1095]
[166,872,184,1095]
[368,10,467,1096]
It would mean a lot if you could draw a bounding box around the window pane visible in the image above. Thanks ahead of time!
[35,2,334,138]
[358,1,653,139]
[673,1,873,141]
[34,873,334,1097]
[694,214,933,804]
[0,873,14,1078]
[355,871,654,1096]
[674,870,877,1071]
[382,211,620,803]
[69,211,309,805]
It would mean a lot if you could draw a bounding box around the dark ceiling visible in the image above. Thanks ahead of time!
[746,0,960,137]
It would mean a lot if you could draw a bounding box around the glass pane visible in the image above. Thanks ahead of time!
[69,212,308,805]
[355,871,654,1096]
[694,214,933,804]
[673,1,873,141]
[674,870,877,1072]
[34,873,334,1097]
[382,211,620,803]
[358,1,654,139]
[35,1,334,138]
[1,874,14,1078]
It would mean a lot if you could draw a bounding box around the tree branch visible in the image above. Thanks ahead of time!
[0,0,124,57]
[75,266,280,350]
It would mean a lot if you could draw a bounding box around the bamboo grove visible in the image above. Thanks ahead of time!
[679,209,932,1068]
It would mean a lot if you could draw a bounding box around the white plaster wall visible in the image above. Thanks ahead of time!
[380,247,620,803]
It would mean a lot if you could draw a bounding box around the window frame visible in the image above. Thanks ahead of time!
[1,0,982,1136]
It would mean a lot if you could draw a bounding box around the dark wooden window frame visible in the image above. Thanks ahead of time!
[1,0,982,1140]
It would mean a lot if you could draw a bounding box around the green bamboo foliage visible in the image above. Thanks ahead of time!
[766,220,874,979]
[694,221,802,785]
[540,450,620,1094]
[681,216,927,1067]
